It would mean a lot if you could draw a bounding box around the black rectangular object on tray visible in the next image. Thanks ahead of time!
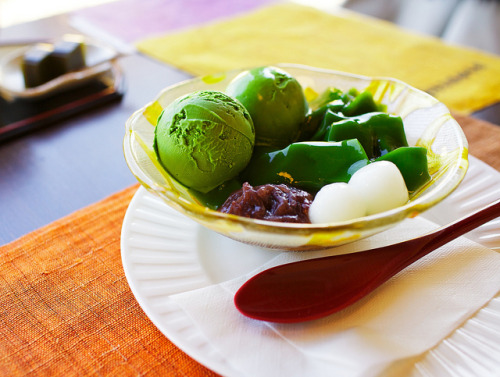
[0,73,124,143]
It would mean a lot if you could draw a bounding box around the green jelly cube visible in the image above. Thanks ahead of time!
[342,90,380,116]
[376,146,431,193]
[326,112,408,159]
[241,139,369,191]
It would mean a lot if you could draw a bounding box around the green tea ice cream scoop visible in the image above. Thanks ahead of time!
[154,90,255,193]
[226,66,308,148]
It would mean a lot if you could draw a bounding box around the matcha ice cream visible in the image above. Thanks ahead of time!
[226,66,308,147]
[154,90,255,193]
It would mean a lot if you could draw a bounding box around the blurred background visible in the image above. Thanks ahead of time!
[342,0,500,55]
[1,0,498,56]
[0,0,115,27]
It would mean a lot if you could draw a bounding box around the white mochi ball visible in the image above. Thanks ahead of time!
[348,161,409,215]
[309,182,367,224]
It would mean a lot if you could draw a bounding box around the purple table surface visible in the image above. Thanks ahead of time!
[72,0,275,42]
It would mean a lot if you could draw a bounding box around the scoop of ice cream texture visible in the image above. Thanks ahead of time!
[226,66,308,147]
[154,90,255,193]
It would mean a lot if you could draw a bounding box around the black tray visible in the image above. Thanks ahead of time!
[0,66,125,142]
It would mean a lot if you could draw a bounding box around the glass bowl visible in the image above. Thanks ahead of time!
[123,64,468,251]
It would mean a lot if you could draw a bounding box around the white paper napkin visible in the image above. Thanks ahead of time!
[166,216,500,377]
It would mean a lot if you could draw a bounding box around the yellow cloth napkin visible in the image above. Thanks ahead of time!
[136,3,500,114]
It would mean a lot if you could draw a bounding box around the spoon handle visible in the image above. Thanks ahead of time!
[235,199,500,323]
[407,198,500,265]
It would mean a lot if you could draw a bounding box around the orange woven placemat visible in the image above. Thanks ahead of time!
[0,115,498,376]
[0,186,218,376]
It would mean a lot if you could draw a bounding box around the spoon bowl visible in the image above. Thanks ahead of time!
[234,199,500,323]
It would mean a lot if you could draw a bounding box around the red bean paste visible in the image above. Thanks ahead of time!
[219,182,313,223]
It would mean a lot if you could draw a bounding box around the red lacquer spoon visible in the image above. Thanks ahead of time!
[235,199,500,323]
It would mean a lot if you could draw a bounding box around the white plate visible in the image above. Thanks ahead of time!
[121,155,500,376]
[0,36,120,100]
